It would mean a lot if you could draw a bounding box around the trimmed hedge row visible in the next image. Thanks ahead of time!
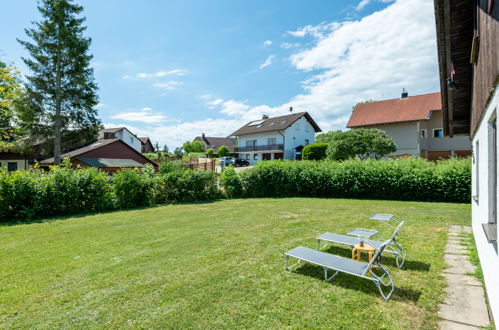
[221,158,471,203]
[0,162,220,222]
[0,157,471,222]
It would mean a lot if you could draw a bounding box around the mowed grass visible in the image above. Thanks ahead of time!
[0,198,469,328]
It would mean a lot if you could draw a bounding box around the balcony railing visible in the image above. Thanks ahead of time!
[235,144,284,152]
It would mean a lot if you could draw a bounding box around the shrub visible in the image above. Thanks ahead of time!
[220,166,243,198]
[156,169,219,203]
[225,158,471,203]
[0,162,113,222]
[113,165,157,209]
[302,143,328,160]
[217,145,229,157]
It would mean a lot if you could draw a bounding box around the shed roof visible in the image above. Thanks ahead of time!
[77,158,145,168]
[346,92,442,128]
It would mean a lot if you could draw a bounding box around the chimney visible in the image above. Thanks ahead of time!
[289,106,293,112]
[401,88,408,99]
[262,114,269,119]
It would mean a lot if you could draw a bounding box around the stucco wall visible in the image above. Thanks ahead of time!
[366,122,419,156]
[117,129,142,152]
[471,86,499,322]
[419,111,471,151]
[0,159,28,171]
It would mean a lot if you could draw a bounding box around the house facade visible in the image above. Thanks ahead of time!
[98,127,143,153]
[435,0,498,321]
[229,112,321,165]
[139,137,155,153]
[347,92,472,160]
[193,134,235,153]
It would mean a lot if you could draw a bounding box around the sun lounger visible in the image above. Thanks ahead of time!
[285,239,395,301]
[317,221,406,268]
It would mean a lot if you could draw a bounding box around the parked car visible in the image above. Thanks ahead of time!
[219,157,233,167]
[233,158,250,167]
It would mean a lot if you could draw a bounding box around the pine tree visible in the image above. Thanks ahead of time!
[18,0,100,164]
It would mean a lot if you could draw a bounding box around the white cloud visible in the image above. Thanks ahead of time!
[95,103,105,109]
[259,55,275,69]
[110,107,167,124]
[263,40,272,46]
[200,94,212,100]
[153,81,183,90]
[122,74,131,80]
[136,69,188,79]
[280,42,301,49]
[355,0,394,11]
[287,22,340,39]
[117,0,439,147]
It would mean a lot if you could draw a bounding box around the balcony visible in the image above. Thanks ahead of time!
[235,144,284,152]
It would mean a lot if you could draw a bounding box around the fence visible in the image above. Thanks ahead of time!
[186,157,216,171]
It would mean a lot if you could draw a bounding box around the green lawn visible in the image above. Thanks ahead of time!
[0,198,470,328]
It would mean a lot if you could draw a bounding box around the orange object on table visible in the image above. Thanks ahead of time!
[352,243,376,262]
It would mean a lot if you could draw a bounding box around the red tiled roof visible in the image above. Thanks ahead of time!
[346,92,442,128]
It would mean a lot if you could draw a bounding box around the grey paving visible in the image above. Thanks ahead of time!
[439,225,490,329]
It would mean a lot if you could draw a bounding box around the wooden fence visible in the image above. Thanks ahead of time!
[186,157,216,171]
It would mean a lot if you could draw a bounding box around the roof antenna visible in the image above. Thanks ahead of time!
[289,106,293,112]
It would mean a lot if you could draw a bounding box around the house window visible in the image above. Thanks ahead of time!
[246,154,250,160]
[433,128,443,138]
[421,129,427,139]
[246,140,256,147]
[305,139,310,145]
[268,137,276,145]
[7,162,17,172]
[130,137,134,144]
[474,140,479,202]
[253,154,258,160]
[104,132,115,139]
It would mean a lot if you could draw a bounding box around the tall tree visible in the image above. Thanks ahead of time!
[0,60,23,145]
[18,0,100,164]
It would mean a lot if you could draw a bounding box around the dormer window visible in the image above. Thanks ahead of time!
[104,132,115,139]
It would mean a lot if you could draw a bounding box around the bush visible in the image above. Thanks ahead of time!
[0,162,113,222]
[220,166,243,198]
[113,165,157,209]
[302,143,328,160]
[156,169,219,203]
[224,158,471,203]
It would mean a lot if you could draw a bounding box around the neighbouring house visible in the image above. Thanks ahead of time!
[347,91,472,160]
[139,137,155,153]
[98,127,143,153]
[193,133,235,153]
[435,0,498,322]
[39,138,157,172]
[0,152,36,171]
[229,112,321,165]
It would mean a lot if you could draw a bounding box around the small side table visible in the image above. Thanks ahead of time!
[352,243,376,262]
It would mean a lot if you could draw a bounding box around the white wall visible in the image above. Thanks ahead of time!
[471,86,499,322]
[419,111,472,151]
[0,159,28,171]
[367,122,419,156]
[283,116,316,159]
[117,129,142,152]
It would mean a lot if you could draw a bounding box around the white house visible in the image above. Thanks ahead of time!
[435,0,498,322]
[347,91,472,160]
[229,112,321,165]
[98,127,143,153]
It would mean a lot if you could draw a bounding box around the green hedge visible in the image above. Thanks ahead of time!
[0,158,471,222]
[302,143,328,160]
[222,158,471,203]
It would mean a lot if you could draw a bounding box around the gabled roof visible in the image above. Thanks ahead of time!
[229,112,321,137]
[100,127,126,134]
[193,136,235,152]
[138,137,151,145]
[40,139,156,166]
[346,92,442,128]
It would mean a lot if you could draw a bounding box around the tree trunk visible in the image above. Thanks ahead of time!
[53,24,62,165]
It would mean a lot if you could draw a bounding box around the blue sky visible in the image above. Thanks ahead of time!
[0,0,439,148]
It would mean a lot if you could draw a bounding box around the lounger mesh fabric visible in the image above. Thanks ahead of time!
[286,247,368,276]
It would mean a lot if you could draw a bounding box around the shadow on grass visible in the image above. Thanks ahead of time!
[322,245,430,272]
[293,263,422,303]
[0,199,221,227]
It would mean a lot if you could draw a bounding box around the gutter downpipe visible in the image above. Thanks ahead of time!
[277,130,285,159]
